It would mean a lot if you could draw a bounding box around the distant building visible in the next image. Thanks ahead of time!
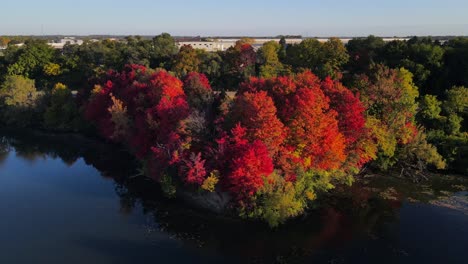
[9,37,84,50]
[48,37,84,49]
[176,37,413,52]
[177,38,303,52]
[177,41,232,52]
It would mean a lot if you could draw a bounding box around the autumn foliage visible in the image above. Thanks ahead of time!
[229,91,285,155]
[85,65,190,179]
[221,124,275,202]
[238,71,365,171]
[85,64,441,226]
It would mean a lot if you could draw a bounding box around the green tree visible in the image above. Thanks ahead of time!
[320,37,349,78]
[0,45,21,82]
[198,50,223,88]
[171,45,200,77]
[380,40,408,67]
[57,39,123,91]
[436,38,468,94]
[258,41,284,78]
[278,36,287,61]
[346,35,385,74]
[286,38,322,70]
[151,33,178,69]
[6,39,56,84]
[419,94,442,120]
[0,75,43,127]
[43,63,62,76]
[43,83,80,131]
[422,86,467,173]
[444,86,468,114]
[403,39,444,92]
[286,38,348,79]
[378,37,446,95]
[120,36,152,67]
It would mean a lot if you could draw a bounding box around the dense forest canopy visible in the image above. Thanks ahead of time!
[0,34,466,226]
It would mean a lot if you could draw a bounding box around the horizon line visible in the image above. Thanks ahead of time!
[2,34,467,38]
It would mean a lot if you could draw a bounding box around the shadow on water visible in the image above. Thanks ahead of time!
[0,129,466,263]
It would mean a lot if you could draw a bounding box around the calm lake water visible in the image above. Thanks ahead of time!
[0,131,467,264]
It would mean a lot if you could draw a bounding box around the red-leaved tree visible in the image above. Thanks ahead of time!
[85,64,190,180]
[222,124,274,203]
[229,91,286,156]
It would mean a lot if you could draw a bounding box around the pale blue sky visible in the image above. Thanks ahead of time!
[1,0,467,36]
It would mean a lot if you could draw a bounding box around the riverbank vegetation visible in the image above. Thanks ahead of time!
[0,35,466,226]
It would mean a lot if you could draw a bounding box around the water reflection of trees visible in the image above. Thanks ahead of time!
[0,136,11,165]
[0,130,403,263]
[0,130,135,178]
[0,132,78,165]
[115,176,403,262]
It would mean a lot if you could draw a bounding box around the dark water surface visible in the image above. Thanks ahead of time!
[0,131,467,264]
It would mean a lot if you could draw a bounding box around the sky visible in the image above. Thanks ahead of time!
[1,0,467,36]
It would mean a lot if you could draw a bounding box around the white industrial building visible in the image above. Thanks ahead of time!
[177,37,411,51]
[48,37,84,49]
[177,38,303,51]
